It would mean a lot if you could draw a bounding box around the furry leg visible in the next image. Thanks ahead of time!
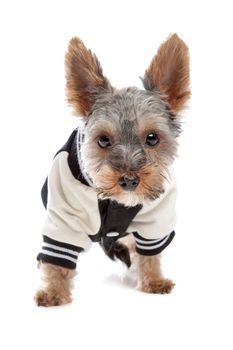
[35,263,77,307]
[120,234,174,294]
[136,254,175,294]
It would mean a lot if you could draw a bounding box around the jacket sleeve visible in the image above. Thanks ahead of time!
[132,231,175,256]
[37,151,97,269]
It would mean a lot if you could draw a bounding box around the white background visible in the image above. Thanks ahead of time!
[0,0,232,349]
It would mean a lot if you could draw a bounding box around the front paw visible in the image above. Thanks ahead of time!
[34,290,72,307]
[139,279,175,294]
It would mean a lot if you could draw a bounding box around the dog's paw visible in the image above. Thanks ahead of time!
[138,279,175,294]
[34,290,72,307]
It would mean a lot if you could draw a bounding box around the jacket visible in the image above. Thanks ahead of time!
[37,129,177,269]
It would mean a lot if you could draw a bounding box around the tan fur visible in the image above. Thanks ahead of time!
[145,34,190,112]
[95,163,165,206]
[119,234,136,255]
[136,254,175,294]
[65,37,109,116]
[35,263,76,307]
[120,235,175,294]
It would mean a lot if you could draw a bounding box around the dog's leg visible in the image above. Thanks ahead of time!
[35,263,76,307]
[120,235,174,294]
[136,254,175,294]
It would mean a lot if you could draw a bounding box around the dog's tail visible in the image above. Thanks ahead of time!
[99,237,131,268]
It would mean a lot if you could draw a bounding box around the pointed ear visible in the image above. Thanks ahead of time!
[143,34,190,112]
[65,37,111,117]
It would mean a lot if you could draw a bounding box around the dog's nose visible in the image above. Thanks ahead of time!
[118,175,140,191]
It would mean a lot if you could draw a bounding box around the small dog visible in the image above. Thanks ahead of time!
[35,34,190,306]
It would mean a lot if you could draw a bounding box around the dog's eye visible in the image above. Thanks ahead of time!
[98,135,112,148]
[145,133,159,146]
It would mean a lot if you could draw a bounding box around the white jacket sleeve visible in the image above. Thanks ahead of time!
[37,151,100,269]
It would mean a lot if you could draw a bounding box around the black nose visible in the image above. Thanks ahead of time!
[118,175,140,191]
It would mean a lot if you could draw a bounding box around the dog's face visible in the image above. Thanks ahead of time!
[65,35,190,206]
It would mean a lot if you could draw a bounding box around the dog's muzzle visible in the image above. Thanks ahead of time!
[118,175,139,191]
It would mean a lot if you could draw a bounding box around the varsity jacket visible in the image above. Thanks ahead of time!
[37,129,177,269]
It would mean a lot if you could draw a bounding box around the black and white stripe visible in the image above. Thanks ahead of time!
[77,127,94,187]
[133,231,175,256]
[37,236,83,269]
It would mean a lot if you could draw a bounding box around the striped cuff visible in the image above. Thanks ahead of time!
[133,231,175,256]
[37,236,83,269]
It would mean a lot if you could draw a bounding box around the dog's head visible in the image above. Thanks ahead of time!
[65,34,190,206]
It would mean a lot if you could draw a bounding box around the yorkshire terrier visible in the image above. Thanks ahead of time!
[35,34,190,306]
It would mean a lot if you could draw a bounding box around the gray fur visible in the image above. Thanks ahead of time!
[79,86,181,206]
[88,87,181,136]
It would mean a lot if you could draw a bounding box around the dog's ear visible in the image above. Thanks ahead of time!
[65,37,111,117]
[143,34,190,112]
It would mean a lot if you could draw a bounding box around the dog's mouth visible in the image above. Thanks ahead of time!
[93,165,165,206]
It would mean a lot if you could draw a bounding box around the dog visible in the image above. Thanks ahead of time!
[35,34,190,306]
